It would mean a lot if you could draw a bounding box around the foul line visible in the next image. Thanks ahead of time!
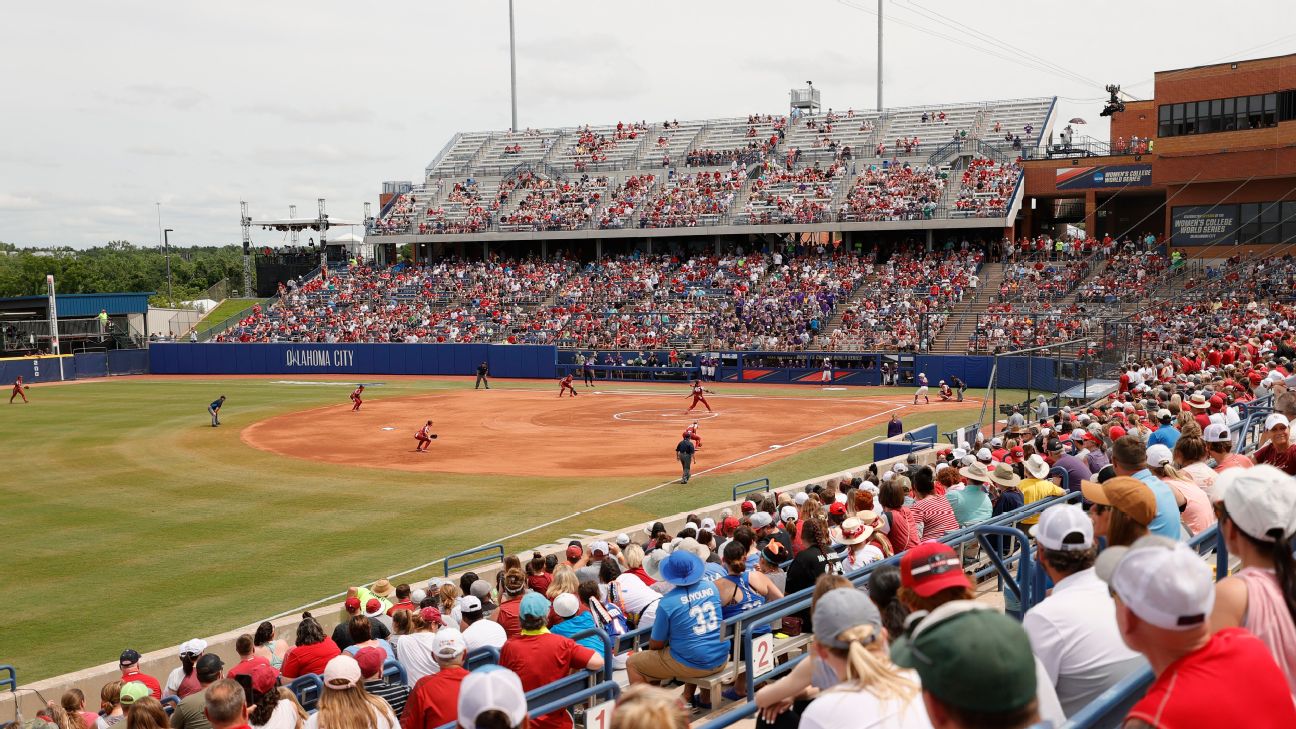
[263,401,910,621]
[841,435,881,451]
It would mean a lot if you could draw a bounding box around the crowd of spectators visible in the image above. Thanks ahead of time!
[952,158,1021,217]
[639,169,745,228]
[740,163,843,225]
[497,174,609,232]
[994,258,1093,303]
[839,163,945,221]
[970,302,1098,353]
[596,175,657,230]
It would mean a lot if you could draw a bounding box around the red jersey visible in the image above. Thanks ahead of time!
[561,375,573,386]
[500,633,596,729]
[683,425,698,438]
[417,424,433,440]
[351,387,363,400]
[692,385,704,396]
[1128,628,1296,728]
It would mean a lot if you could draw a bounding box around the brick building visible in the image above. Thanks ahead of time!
[1018,53,1296,256]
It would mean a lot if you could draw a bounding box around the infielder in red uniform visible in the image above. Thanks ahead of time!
[558,373,579,397]
[685,380,713,413]
[683,421,703,449]
[10,376,28,404]
[414,420,437,452]
[350,384,365,411]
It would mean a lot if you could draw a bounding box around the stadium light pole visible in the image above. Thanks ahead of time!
[876,0,883,112]
[163,228,174,306]
[509,0,518,132]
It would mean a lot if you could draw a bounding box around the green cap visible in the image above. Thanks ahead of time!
[890,601,1036,714]
[119,681,150,706]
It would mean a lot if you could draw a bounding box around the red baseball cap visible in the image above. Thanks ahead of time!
[1109,425,1127,439]
[565,545,583,560]
[829,502,848,517]
[720,516,740,535]
[344,597,361,612]
[250,664,280,695]
[900,542,970,598]
[354,646,385,678]
[741,500,757,514]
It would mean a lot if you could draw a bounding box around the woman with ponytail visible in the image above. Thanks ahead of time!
[61,689,98,729]
[799,587,928,729]
[1209,465,1296,697]
[715,540,785,700]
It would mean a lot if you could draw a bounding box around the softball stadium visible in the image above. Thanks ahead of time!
[5,38,1296,729]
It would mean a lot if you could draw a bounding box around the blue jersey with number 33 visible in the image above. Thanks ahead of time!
[652,582,728,669]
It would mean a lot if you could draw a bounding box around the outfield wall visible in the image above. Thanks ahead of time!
[0,349,149,384]
[149,343,1080,392]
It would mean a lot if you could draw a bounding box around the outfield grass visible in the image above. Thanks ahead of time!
[196,298,266,333]
[1,377,1025,682]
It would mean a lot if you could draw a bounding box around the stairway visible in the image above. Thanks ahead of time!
[930,262,1007,353]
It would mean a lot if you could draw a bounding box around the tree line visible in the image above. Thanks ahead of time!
[0,241,248,306]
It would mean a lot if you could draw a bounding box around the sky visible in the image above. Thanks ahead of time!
[1,0,1292,248]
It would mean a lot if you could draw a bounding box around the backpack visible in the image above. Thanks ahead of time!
[588,587,630,640]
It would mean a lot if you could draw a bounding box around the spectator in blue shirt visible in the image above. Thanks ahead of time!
[549,591,603,654]
[1146,410,1180,451]
[626,550,728,709]
[1111,435,1182,541]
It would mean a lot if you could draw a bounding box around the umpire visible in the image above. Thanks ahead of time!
[475,361,490,389]
[676,435,696,484]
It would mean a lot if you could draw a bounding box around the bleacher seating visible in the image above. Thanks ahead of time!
[371,97,1055,236]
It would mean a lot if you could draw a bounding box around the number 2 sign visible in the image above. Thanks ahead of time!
[752,633,775,677]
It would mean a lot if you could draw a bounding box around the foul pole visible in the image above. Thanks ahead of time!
[46,274,64,380]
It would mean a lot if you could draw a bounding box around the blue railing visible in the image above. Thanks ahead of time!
[0,664,14,692]
[444,543,505,577]
[732,478,771,501]
[466,645,501,671]
[287,673,323,711]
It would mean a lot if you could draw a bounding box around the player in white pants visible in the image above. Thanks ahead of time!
[914,372,930,404]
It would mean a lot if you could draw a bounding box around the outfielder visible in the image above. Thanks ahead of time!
[10,376,28,404]
[209,395,225,427]
[914,373,930,405]
[350,384,365,411]
[686,379,714,413]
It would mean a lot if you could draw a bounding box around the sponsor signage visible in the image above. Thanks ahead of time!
[1171,205,1239,246]
[1055,164,1153,190]
[285,348,355,368]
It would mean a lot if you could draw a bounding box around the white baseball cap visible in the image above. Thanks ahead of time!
[432,628,466,660]
[1212,465,1296,542]
[990,437,1003,447]
[893,463,908,474]
[1203,423,1231,443]
[1266,413,1290,431]
[615,533,631,547]
[410,588,428,605]
[700,517,716,532]
[1096,536,1214,631]
[834,492,848,504]
[1030,504,1093,552]
[976,447,993,462]
[951,448,967,461]
[179,638,207,656]
[859,480,879,494]
[322,655,363,689]
[590,540,609,555]
[1145,443,1173,469]
[793,493,810,505]
[553,592,581,618]
[751,512,774,529]
[458,667,528,729]
[780,505,799,522]
[460,595,483,613]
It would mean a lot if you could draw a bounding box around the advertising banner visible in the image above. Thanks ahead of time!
[1055,164,1153,190]
[1171,205,1239,246]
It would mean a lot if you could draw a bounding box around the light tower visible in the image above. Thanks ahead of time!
[239,201,253,297]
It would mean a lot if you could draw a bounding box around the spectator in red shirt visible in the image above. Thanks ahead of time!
[1254,414,1296,475]
[387,584,416,617]
[499,593,605,729]
[1101,536,1296,728]
[117,650,162,699]
[280,614,342,679]
[225,635,271,682]
[400,629,469,729]
[493,569,529,639]
[526,552,553,594]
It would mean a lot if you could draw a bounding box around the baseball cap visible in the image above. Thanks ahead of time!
[461,595,483,613]
[779,505,798,522]
[812,588,881,649]
[590,540,609,556]
[519,592,550,619]
[419,606,445,627]
[322,655,363,689]
[118,682,150,707]
[1096,535,1214,630]
[458,666,528,729]
[470,579,494,600]
[1081,476,1157,526]
[364,598,385,618]
[1266,413,1290,431]
[119,649,141,667]
[751,511,774,529]
[793,492,810,506]
[1212,465,1296,542]
[1145,443,1174,469]
[700,517,716,532]
[250,664,280,695]
[553,592,581,618]
[741,500,757,514]
[344,596,361,612]
[899,542,969,597]
[976,447,993,462]
[829,502,848,518]
[410,588,427,605]
[354,646,385,678]
[1108,425,1127,439]
[179,638,207,656]
[194,653,223,683]
[615,533,631,547]
[565,544,583,560]
[432,628,466,660]
[1030,504,1093,551]
[891,602,1037,714]
[1157,408,1173,422]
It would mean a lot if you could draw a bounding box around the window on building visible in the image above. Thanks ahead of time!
[1158,91,1287,137]
[1282,201,1296,244]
